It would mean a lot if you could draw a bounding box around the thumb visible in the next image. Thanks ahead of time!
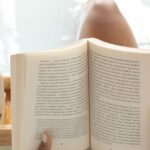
[37,132,52,150]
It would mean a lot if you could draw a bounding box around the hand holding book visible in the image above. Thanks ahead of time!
[11,1,144,150]
[37,132,51,150]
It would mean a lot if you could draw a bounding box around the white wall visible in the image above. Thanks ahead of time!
[15,0,79,51]
[1,0,150,73]
[0,0,81,73]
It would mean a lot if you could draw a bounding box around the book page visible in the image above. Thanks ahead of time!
[18,40,89,150]
[89,39,150,150]
[11,54,26,150]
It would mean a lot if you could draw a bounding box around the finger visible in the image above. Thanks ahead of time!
[37,132,52,150]
[42,132,52,149]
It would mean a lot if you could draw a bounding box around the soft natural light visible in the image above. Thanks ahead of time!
[0,0,19,73]
[0,0,150,74]
[115,0,150,48]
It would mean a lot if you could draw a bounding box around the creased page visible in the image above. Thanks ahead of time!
[19,40,89,150]
[89,39,150,150]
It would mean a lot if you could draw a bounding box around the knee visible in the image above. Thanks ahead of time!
[92,0,118,13]
[88,0,120,22]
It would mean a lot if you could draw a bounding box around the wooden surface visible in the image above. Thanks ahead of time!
[0,125,11,146]
[0,76,11,146]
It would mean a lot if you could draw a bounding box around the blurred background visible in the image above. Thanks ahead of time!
[0,0,150,74]
[0,0,150,149]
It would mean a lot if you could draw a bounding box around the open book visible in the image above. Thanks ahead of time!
[11,38,150,150]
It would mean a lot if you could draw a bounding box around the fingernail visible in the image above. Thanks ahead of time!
[42,133,48,144]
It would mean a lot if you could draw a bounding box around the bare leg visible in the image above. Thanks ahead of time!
[79,0,138,48]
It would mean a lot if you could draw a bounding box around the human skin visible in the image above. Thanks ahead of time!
[37,132,51,150]
[37,1,138,149]
[79,0,138,48]
[3,0,138,150]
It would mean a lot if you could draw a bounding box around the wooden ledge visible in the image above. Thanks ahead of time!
[0,125,11,146]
